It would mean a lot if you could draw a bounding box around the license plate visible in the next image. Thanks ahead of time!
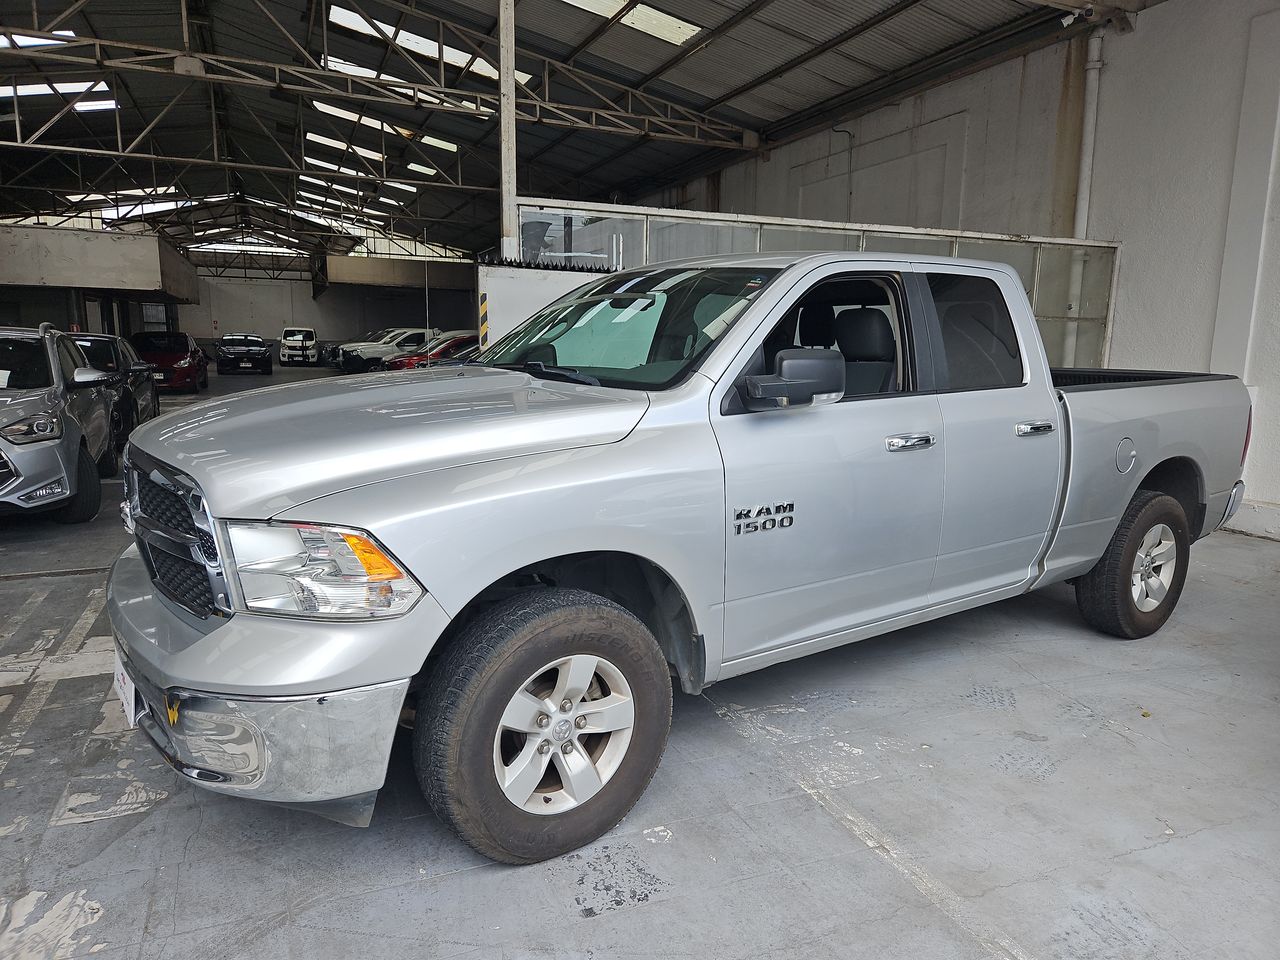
[112,649,139,729]
[152,373,164,380]
[239,362,252,368]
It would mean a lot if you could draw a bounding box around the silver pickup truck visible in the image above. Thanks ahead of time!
[108,253,1251,864]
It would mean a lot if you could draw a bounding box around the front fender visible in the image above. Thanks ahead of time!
[279,422,728,682]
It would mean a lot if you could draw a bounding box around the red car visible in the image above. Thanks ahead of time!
[384,334,479,370]
[129,331,209,394]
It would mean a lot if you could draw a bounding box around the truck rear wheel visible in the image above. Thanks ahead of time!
[1075,490,1190,639]
[414,587,672,864]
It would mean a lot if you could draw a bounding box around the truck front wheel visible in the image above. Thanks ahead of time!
[414,587,673,864]
[1075,490,1190,639]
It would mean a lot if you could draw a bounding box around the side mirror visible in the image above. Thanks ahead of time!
[68,366,117,389]
[741,348,845,411]
[130,361,154,373]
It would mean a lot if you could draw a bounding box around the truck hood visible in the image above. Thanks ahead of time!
[127,366,649,517]
[0,388,57,429]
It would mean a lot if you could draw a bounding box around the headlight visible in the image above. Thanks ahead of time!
[1,413,62,444]
[224,521,422,619]
[174,358,192,368]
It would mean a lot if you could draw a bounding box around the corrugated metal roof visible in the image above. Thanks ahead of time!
[0,0,1085,252]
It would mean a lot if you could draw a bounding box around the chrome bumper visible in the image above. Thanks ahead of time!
[115,640,407,825]
[1219,480,1246,529]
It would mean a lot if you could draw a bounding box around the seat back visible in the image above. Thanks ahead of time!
[835,308,896,396]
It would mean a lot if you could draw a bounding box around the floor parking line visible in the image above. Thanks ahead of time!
[0,588,50,645]
[0,681,55,778]
[63,588,106,655]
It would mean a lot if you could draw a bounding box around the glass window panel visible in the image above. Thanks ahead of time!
[648,219,757,263]
[1034,245,1115,320]
[864,233,953,256]
[1035,318,1107,368]
[954,239,1037,296]
[760,227,861,253]
[519,208,645,269]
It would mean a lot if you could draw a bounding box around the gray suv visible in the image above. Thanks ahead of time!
[0,323,118,523]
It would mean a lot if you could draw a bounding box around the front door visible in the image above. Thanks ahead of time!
[713,268,945,665]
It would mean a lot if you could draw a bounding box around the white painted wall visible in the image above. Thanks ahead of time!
[478,264,605,345]
[645,0,1280,535]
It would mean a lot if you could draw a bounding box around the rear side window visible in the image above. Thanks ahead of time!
[927,274,1023,390]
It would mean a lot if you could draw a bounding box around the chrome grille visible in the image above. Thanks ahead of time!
[125,447,230,620]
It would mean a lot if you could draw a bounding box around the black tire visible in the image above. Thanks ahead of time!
[95,438,119,478]
[199,368,209,389]
[54,446,102,524]
[365,359,382,373]
[1075,490,1191,639]
[415,587,673,864]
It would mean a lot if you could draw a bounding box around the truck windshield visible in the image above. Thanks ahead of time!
[282,329,315,342]
[0,337,53,390]
[478,266,778,390]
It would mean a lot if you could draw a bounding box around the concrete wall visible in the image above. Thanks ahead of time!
[177,275,459,343]
[645,0,1280,534]
[642,38,1084,238]
[0,225,197,301]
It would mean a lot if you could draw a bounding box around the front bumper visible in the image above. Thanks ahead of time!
[0,438,75,512]
[153,366,198,389]
[107,543,445,822]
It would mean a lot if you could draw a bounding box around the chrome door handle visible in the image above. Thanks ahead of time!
[1015,420,1055,437]
[885,433,936,452]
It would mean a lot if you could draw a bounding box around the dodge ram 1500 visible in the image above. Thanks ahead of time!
[108,253,1252,863]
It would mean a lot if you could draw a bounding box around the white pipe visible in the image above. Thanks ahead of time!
[1063,28,1104,366]
[498,0,519,260]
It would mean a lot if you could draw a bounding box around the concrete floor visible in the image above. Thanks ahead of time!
[1,365,1278,959]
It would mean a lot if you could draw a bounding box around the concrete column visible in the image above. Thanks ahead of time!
[1210,9,1280,379]
[498,0,519,261]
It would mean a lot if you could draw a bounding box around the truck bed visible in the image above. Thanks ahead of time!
[1050,367,1236,391]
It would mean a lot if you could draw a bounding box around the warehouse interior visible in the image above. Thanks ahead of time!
[1,0,1278,957]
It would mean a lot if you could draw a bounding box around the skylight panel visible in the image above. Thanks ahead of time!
[321,55,492,117]
[312,100,417,140]
[74,99,118,112]
[328,6,530,84]
[620,5,700,44]
[406,162,437,177]
[305,131,383,162]
[299,175,362,196]
[420,133,457,153]
[557,0,700,45]
[0,29,75,48]
[384,180,420,192]
[304,156,362,177]
[0,80,107,98]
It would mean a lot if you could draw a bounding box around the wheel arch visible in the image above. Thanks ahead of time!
[1136,456,1206,539]
[414,550,705,696]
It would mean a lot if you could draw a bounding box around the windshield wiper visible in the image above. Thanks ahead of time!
[496,361,600,386]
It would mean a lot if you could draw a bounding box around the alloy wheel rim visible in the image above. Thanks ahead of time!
[1131,522,1177,613]
[492,654,635,815]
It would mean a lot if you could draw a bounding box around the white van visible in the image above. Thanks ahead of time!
[279,327,319,366]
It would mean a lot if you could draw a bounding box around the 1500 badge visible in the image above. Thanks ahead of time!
[733,502,795,535]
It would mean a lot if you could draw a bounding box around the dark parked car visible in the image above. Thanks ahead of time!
[72,333,160,451]
[129,331,208,393]
[215,334,273,375]
[384,334,480,370]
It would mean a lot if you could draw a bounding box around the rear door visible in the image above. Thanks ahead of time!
[918,266,1063,601]
[713,265,945,664]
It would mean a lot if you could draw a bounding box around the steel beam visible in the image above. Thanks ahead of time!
[498,0,518,259]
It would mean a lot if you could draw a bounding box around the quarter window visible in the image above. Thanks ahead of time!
[927,273,1023,390]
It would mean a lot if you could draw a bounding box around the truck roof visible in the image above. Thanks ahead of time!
[640,251,1023,274]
